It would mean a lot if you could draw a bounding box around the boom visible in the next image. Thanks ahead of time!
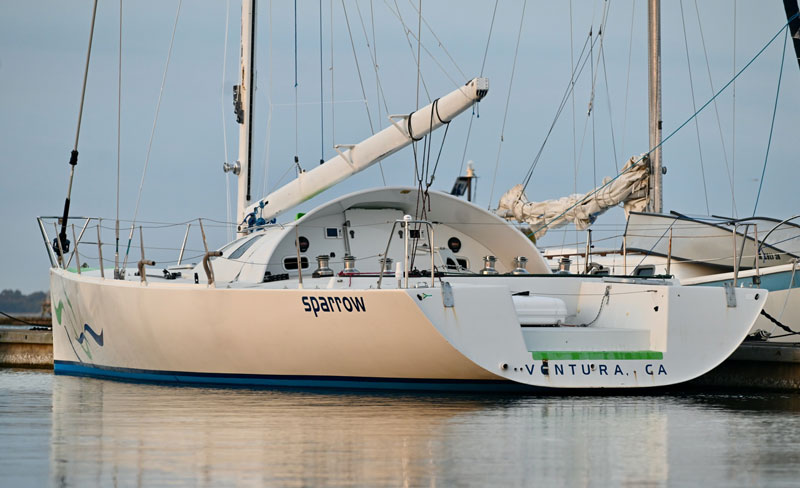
[243,78,489,226]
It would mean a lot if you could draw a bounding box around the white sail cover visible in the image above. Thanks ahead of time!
[496,156,650,239]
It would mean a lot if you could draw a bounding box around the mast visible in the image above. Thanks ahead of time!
[647,0,663,213]
[233,0,257,228]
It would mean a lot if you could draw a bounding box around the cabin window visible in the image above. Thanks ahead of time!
[325,227,341,238]
[445,257,469,270]
[633,265,655,277]
[218,238,242,254]
[283,256,309,270]
[228,235,262,260]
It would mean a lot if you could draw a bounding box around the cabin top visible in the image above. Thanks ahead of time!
[197,187,551,285]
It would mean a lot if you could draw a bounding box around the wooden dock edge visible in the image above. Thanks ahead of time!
[690,342,800,390]
[0,329,53,369]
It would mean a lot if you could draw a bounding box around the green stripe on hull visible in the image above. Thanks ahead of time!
[530,351,664,360]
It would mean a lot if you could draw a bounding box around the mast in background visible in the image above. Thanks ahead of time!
[647,0,663,213]
[229,0,257,229]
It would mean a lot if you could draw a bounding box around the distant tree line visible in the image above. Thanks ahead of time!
[0,289,48,313]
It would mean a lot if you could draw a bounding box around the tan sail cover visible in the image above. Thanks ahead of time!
[496,156,650,239]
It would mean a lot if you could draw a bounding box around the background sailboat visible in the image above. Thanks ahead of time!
[493,0,800,341]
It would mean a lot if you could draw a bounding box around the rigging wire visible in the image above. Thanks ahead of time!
[618,0,635,162]
[415,0,422,112]
[57,0,99,262]
[519,29,597,193]
[123,0,183,271]
[732,0,737,216]
[320,0,325,163]
[0,311,44,328]
[115,0,122,274]
[404,0,467,80]
[260,0,274,198]
[488,0,527,209]
[370,0,382,128]
[414,0,423,187]
[221,0,232,240]
[386,0,430,100]
[600,47,619,171]
[590,26,596,187]
[585,0,599,191]
[294,0,300,172]
[353,0,389,117]
[382,1,459,91]
[567,0,577,251]
[586,1,612,186]
[410,99,450,267]
[340,0,385,184]
[340,2,374,133]
[457,109,475,177]
[330,0,335,149]
[458,0,498,176]
[526,14,796,237]
[480,0,499,78]
[753,27,789,217]
[693,0,737,216]
[678,0,710,214]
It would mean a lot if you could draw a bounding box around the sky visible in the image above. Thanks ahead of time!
[1,0,798,293]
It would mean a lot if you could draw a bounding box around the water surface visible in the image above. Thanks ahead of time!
[1,369,799,486]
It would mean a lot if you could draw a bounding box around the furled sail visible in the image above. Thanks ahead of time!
[496,156,650,239]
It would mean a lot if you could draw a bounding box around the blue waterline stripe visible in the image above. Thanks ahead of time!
[54,361,534,392]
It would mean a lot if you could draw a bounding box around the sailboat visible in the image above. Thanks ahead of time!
[498,1,800,343]
[39,0,767,391]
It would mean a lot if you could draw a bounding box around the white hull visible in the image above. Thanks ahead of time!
[545,242,799,343]
[51,267,766,391]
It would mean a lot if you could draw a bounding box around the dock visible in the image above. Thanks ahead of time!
[689,342,800,390]
[0,327,53,368]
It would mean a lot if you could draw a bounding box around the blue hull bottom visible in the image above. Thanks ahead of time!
[54,360,536,393]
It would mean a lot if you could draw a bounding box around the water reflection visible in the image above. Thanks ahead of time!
[0,373,789,486]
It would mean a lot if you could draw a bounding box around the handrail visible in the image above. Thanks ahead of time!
[36,217,58,268]
[177,223,191,266]
[96,220,104,278]
[758,215,800,258]
[65,217,91,269]
[71,224,81,275]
